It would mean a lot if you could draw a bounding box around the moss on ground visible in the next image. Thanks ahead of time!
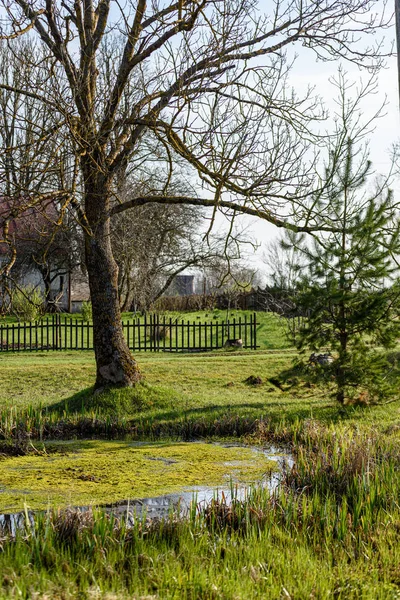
[0,440,277,512]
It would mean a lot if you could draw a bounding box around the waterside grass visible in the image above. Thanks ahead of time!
[0,425,400,598]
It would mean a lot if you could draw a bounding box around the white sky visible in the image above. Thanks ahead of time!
[238,40,400,281]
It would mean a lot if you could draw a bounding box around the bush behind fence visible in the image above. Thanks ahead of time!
[154,288,296,314]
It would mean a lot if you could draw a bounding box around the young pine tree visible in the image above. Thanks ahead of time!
[287,139,400,404]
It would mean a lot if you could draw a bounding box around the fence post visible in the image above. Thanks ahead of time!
[163,315,166,352]
[253,312,257,349]
[58,314,62,349]
[181,318,184,351]
[144,313,147,351]
[54,314,57,350]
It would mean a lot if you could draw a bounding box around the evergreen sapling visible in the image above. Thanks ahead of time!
[287,139,400,403]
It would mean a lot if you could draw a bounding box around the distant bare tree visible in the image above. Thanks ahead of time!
[0,39,76,307]
[263,234,302,292]
[199,257,262,311]
[8,208,84,310]
[113,202,205,312]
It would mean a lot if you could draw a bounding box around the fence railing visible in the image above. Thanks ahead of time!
[0,313,258,353]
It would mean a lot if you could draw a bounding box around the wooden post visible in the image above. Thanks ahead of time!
[396,0,400,109]
[67,270,72,314]
[163,316,166,352]
[58,314,62,349]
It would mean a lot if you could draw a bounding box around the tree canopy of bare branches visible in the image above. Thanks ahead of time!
[0,0,392,389]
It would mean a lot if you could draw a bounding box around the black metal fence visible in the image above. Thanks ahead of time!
[0,313,258,353]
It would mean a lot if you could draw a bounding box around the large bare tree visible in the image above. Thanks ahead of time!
[0,0,391,389]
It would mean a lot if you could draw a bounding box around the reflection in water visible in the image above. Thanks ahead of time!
[0,445,293,534]
[0,511,34,535]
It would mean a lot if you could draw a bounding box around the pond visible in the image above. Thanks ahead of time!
[0,440,293,531]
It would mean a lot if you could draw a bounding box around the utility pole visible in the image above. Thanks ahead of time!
[396,0,400,107]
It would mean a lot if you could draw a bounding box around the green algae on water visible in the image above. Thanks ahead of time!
[0,440,277,511]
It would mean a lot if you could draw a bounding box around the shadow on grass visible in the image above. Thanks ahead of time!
[48,382,177,418]
[50,387,94,414]
[42,381,369,435]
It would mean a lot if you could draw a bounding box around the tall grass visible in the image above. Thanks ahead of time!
[0,401,343,447]
[0,426,399,598]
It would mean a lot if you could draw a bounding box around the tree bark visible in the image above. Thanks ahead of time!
[336,332,348,405]
[40,267,52,310]
[84,177,141,390]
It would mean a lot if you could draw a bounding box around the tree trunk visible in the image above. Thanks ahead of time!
[84,179,141,390]
[39,266,54,312]
[336,383,345,405]
[336,332,348,405]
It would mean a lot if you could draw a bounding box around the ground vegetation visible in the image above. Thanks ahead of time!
[0,345,399,597]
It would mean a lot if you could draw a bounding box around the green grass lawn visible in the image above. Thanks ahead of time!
[0,349,358,424]
[1,348,398,427]
[1,348,400,598]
